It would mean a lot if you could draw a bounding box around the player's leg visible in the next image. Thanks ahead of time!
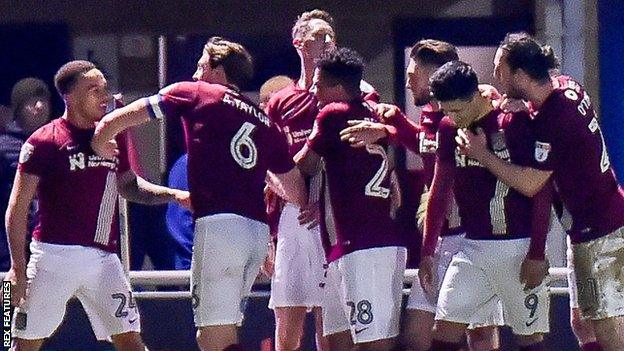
[192,214,263,351]
[269,204,325,350]
[340,247,406,351]
[431,240,498,349]
[571,308,602,350]
[573,227,624,351]
[466,326,500,351]
[593,317,624,351]
[77,250,144,351]
[313,307,330,351]
[110,332,145,351]
[10,339,45,351]
[400,309,435,350]
[321,261,354,351]
[567,237,602,350]
[274,307,307,351]
[491,239,549,350]
[403,234,466,350]
[11,242,79,350]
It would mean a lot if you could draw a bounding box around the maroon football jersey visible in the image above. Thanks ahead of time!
[531,78,624,243]
[435,109,540,241]
[18,118,130,252]
[307,99,402,262]
[146,81,294,223]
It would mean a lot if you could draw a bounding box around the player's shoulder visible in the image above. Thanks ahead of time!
[319,101,351,117]
[27,118,64,146]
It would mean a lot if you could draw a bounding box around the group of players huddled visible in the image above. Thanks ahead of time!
[3,8,623,351]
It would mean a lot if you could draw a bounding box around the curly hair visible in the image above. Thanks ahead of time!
[317,47,364,95]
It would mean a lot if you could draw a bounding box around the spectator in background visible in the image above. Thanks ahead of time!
[0,78,52,271]
[165,153,193,270]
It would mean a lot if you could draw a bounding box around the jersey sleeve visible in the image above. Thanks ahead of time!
[436,117,457,164]
[267,126,295,174]
[307,107,340,157]
[531,95,578,171]
[17,132,53,176]
[145,82,199,121]
[386,112,422,153]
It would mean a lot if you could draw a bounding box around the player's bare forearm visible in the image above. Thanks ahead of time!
[5,172,39,272]
[479,151,551,197]
[294,145,321,176]
[269,168,308,208]
[94,99,152,144]
[118,172,188,207]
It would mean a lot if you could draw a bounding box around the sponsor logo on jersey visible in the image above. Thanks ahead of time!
[534,141,551,163]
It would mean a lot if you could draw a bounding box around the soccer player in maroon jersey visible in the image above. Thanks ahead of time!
[340,40,502,351]
[91,37,307,351]
[421,61,552,351]
[263,9,376,351]
[457,33,624,351]
[4,60,190,351]
[293,47,405,351]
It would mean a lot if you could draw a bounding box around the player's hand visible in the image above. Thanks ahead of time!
[298,202,320,229]
[455,128,488,161]
[520,257,549,291]
[91,137,119,159]
[498,95,530,113]
[418,255,437,297]
[4,267,26,307]
[339,120,387,148]
[173,190,193,212]
[479,84,502,104]
[261,241,276,278]
[373,103,401,123]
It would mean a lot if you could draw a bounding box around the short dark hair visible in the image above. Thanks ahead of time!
[292,9,335,40]
[429,61,478,102]
[317,47,364,95]
[499,32,559,82]
[54,60,96,96]
[410,39,459,67]
[204,36,253,89]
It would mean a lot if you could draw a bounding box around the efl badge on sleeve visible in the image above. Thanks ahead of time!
[534,141,551,163]
[18,142,34,164]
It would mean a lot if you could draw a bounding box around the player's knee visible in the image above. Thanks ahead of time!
[275,333,301,351]
[570,311,596,343]
[111,331,145,351]
[432,320,465,343]
[11,338,45,351]
[467,326,499,351]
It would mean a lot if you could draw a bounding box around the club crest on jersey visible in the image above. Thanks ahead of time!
[534,141,551,163]
[19,142,34,164]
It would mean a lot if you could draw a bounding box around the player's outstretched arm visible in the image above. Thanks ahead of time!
[266,168,308,208]
[456,128,552,197]
[520,180,553,290]
[4,171,39,305]
[92,99,152,159]
[419,158,455,295]
[117,171,191,210]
